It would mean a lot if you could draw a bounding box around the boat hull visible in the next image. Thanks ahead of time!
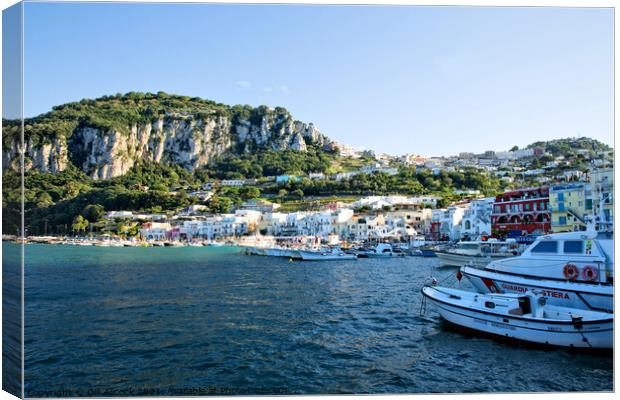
[298,250,357,261]
[420,249,437,257]
[461,266,614,312]
[422,287,613,349]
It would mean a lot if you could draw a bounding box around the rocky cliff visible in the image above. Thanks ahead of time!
[2,92,332,179]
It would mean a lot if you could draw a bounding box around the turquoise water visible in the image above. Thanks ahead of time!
[7,243,613,395]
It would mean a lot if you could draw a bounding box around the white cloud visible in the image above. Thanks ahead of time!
[235,80,251,88]
[278,85,289,93]
[263,87,273,93]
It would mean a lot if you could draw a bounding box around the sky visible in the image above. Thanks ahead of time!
[17,2,614,156]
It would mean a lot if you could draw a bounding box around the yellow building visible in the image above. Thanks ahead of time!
[549,183,592,232]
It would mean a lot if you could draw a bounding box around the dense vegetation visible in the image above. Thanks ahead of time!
[205,145,337,179]
[2,91,298,150]
[526,137,611,158]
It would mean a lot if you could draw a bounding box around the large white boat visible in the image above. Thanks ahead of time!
[435,239,520,267]
[462,231,614,312]
[421,285,613,349]
[297,247,357,261]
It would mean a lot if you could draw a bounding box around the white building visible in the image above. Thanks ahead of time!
[105,211,134,219]
[220,179,245,187]
[431,205,467,241]
[309,172,326,179]
[459,198,494,240]
[333,171,359,181]
[140,222,172,241]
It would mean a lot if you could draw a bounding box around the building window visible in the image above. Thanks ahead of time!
[557,193,564,201]
[558,203,565,212]
[559,216,567,225]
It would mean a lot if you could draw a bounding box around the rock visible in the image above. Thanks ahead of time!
[5,104,333,179]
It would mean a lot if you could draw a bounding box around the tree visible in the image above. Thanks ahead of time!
[277,189,288,198]
[291,189,304,198]
[82,204,105,222]
[71,215,89,235]
[241,186,261,200]
[36,192,54,208]
[510,146,519,152]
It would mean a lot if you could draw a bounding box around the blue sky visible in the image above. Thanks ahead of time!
[21,3,613,156]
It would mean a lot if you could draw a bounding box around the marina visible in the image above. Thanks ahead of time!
[9,242,612,394]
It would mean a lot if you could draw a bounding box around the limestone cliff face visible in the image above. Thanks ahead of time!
[4,107,332,179]
[3,134,69,173]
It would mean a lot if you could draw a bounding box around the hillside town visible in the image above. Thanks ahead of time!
[11,137,613,247]
[114,139,614,244]
[61,146,613,246]
[133,167,612,244]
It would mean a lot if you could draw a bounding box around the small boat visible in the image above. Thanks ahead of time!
[435,239,520,267]
[421,285,612,349]
[363,243,406,258]
[297,247,357,261]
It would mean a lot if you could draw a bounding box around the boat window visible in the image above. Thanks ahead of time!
[563,240,583,254]
[484,301,495,309]
[531,241,558,254]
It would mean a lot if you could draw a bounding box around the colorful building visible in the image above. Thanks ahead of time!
[590,168,614,229]
[549,183,591,232]
[491,187,551,236]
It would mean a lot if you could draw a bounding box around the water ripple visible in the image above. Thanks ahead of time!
[11,243,612,395]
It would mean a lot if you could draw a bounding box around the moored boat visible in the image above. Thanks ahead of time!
[421,285,613,349]
[362,243,406,258]
[435,239,520,267]
[297,247,357,261]
[462,230,614,312]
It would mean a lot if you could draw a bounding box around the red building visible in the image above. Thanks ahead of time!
[491,187,551,236]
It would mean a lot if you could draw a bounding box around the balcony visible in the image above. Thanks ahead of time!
[491,209,550,216]
[492,221,551,233]
[495,196,549,204]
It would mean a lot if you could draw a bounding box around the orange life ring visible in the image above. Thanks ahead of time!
[563,263,579,281]
[582,265,599,282]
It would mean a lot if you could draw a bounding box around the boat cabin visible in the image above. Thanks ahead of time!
[487,231,614,284]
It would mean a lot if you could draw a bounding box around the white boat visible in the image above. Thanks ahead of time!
[364,243,406,258]
[421,285,613,349]
[297,247,357,261]
[435,239,520,267]
[462,230,614,312]
[249,246,301,259]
